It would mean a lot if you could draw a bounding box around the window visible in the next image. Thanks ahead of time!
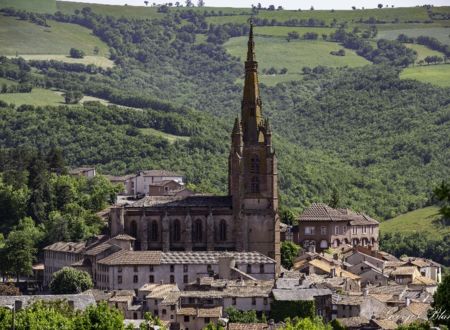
[134,265,138,272]
[118,266,122,273]
[250,155,260,173]
[232,298,236,305]
[133,275,138,283]
[129,220,137,238]
[184,265,188,272]
[363,226,367,234]
[170,265,175,272]
[342,225,347,233]
[205,318,210,324]
[207,264,212,272]
[171,305,175,311]
[219,220,227,241]
[305,226,315,235]
[118,275,122,284]
[259,264,264,274]
[170,275,175,283]
[184,275,188,283]
[250,176,260,193]
[252,297,256,305]
[155,300,158,305]
[263,298,268,305]
[133,312,137,320]
[321,226,327,235]
[335,226,339,235]
[149,221,158,242]
[193,219,203,242]
[247,264,252,274]
[163,309,167,315]
[352,226,357,235]
[184,316,190,322]
[149,275,154,283]
[172,219,181,242]
[149,265,154,272]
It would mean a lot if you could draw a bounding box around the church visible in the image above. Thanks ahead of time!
[109,24,281,271]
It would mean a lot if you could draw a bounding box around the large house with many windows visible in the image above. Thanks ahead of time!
[294,203,379,252]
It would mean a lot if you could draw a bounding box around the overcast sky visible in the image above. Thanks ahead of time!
[59,0,449,10]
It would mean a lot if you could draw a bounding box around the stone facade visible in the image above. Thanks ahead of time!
[294,203,379,252]
[109,24,280,271]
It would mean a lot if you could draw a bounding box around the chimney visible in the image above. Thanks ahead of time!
[196,278,201,285]
[309,245,316,253]
[160,280,164,284]
[330,267,336,278]
[363,287,369,297]
[405,297,411,306]
[333,253,339,260]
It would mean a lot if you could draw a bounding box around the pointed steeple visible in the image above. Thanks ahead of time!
[232,117,242,134]
[241,21,263,145]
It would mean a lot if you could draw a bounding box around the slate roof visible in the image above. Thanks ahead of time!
[298,203,379,225]
[128,195,232,208]
[272,288,332,301]
[0,293,96,310]
[98,251,275,266]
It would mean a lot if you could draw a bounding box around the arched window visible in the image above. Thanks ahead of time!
[172,219,181,242]
[250,176,260,193]
[193,219,203,242]
[148,221,158,242]
[250,155,260,173]
[219,220,227,241]
[129,221,137,238]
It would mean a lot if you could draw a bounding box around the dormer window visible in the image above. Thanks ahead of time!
[250,176,260,193]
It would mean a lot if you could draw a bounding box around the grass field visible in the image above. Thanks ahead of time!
[0,0,56,13]
[7,54,114,68]
[0,88,64,106]
[404,43,445,62]
[139,127,190,143]
[380,206,450,239]
[0,77,17,86]
[225,36,370,85]
[0,16,109,56]
[254,26,335,37]
[377,27,450,45]
[400,64,450,87]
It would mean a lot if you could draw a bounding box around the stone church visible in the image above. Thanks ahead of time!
[109,24,281,271]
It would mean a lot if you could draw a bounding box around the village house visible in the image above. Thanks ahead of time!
[294,203,379,252]
[68,167,96,177]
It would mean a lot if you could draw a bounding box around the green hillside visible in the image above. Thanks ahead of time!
[0,0,56,13]
[225,37,370,85]
[380,206,450,239]
[400,65,450,87]
[0,16,109,56]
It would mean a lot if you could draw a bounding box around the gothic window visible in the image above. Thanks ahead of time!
[250,176,260,193]
[193,219,203,242]
[172,219,181,242]
[148,221,158,244]
[250,155,260,173]
[219,220,227,241]
[129,220,137,238]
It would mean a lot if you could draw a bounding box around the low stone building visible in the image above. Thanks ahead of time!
[295,203,379,251]
[95,251,276,291]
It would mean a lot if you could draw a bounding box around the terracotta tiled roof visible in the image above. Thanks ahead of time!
[44,241,86,253]
[98,251,162,265]
[112,234,136,241]
[84,243,113,256]
[412,276,436,285]
[406,302,431,317]
[149,180,181,187]
[129,195,232,208]
[308,259,360,280]
[140,170,182,177]
[298,203,379,225]
[371,319,398,330]
[336,316,369,328]
[391,267,418,276]
[177,307,197,316]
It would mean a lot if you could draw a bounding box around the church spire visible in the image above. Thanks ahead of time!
[241,21,263,145]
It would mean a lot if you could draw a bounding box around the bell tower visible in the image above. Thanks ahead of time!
[229,23,280,272]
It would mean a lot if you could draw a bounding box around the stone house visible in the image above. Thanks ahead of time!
[69,167,96,177]
[401,257,442,283]
[176,306,222,330]
[138,283,180,322]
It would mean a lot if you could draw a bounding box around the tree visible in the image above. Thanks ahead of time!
[287,31,300,42]
[93,46,99,55]
[378,3,383,8]
[280,208,296,225]
[329,187,340,208]
[64,90,83,104]
[197,0,205,7]
[224,307,259,323]
[397,322,431,330]
[1,217,43,281]
[434,181,450,225]
[49,267,93,294]
[429,271,450,328]
[144,0,149,5]
[70,48,85,59]
[280,317,331,330]
[185,0,193,7]
[352,6,356,10]
[281,241,300,269]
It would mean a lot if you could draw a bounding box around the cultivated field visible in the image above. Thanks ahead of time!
[0,0,56,13]
[0,16,109,56]
[0,88,64,106]
[380,206,450,239]
[254,26,335,37]
[400,64,450,87]
[225,36,370,85]
[377,27,450,45]
[404,43,445,62]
